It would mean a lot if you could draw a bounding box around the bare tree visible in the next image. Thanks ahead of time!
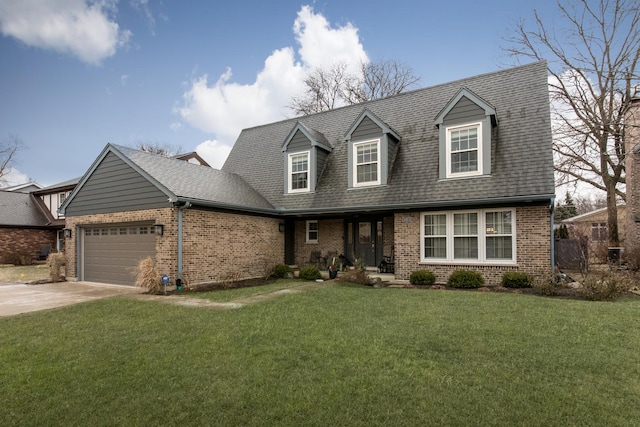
[0,135,22,184]
[504,0,640,245]
[133,141,182,157]
[291,59,420,115]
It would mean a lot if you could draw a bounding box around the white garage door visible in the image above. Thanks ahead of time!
[83,223,156,285]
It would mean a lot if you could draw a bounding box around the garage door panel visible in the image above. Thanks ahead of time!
[83,224,156,285]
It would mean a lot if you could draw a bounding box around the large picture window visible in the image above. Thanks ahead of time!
[353,140,380,187]
[421,209,515,263]
[446,123,482,178]
[288,152,309,193]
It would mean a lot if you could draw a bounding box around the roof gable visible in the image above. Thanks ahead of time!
[343,108,400,141]
[282,122,332,152]
[62,144,274,215]
[434,87,497,126]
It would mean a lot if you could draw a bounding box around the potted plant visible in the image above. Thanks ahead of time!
[327,256,341,279]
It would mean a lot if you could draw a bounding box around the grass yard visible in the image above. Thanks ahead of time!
[0,264,49,283]
[1,283,639,426]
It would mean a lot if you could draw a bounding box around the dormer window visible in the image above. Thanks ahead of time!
[446,122,482,178]
[354,140,381,187]
[289,151,310,193]
[282,122,332,195]
[435,88,496,180]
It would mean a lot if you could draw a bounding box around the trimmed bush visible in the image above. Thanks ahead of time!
[271,264,293,279]
[447,270,484,289]
[134,256,162,294]
[410,270,436,286]
[4,252,34,266]
[299,265,321,281]
[47,252,66,283]
[501,272,532,288]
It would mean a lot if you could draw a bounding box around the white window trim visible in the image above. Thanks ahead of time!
[420,208,516,264]
[288,151,310,194]
[306,220,318,244]
[353,139,381,188]
[445,122,483,179]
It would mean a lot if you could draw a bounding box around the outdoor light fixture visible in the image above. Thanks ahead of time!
[153,224,164,236]
[279,223,285,232]
[63,228,72,238]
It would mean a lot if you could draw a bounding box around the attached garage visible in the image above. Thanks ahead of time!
[81,223,156,285]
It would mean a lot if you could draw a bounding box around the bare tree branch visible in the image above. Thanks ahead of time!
[504,0,640,245]
[290,59,420,115]
[0,135,22,184]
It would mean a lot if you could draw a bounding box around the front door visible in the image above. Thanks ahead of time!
[345,218,384,267]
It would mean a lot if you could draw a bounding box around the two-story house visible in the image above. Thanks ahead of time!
[60,61,555,286]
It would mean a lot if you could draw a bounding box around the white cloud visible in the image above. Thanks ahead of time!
[176,5,368,165]
[0,167,31,187]
[0,0,131,65]
[195,140,232,170]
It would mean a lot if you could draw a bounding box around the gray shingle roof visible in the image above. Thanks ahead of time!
[0,191,51,226]
[223,61,555,213]
[112,145,274,211]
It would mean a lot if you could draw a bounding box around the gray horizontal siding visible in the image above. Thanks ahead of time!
[443,96,485,124]
[287,130,311,152]
[351,116,382,140]
[66,152,169,216]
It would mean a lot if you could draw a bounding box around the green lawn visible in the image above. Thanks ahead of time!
[0,264,49,283]
[1,283,639,426]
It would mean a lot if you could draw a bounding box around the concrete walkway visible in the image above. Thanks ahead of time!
[128,281,330,310]
[0,281,331,317]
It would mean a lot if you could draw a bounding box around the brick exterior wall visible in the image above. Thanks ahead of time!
[564,206,627,263]
[393,206,551,285]
[295,219,343,268]
[65,207,283,285]
[626,99,640,258]
[0,227,57,263]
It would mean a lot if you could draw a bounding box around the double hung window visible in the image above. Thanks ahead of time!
[446,123,482,178]
[353,140,380,187]
[421,209,515,263]
[288,152,309,193]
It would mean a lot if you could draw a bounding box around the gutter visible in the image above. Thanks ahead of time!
[176,202,192,287]
[550,195,556,277]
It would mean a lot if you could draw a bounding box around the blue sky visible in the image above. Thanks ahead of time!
[0,0,556,187]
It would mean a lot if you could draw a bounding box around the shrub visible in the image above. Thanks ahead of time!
[134,256,162,294]
[501,272,532,288]
[580,270,632,301]
[410,270,436,286]
[447,270,484,289]
[47,252,66,283]
[532,275,564,296]
[299,265,322,281]
[271,264,293,279]
[4,252,33,266]
[340,269,371,285]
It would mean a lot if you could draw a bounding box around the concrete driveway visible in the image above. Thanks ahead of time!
[0,281,144,317]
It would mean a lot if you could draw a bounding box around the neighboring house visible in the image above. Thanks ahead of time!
[561,204,626,263]
[31,177,82,251]
[0,190,56,262]
[3,182,43,193]
[61,61,555,286]
[172,151,211,167]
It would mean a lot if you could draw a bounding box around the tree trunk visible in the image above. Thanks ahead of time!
[605,179,620,246]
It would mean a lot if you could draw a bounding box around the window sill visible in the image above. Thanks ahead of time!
[419,260,517,267]
[438,174,490,182]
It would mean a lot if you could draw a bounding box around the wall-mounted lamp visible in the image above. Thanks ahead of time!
[153,224,164,236]
[63,228,72,238]
[279,223,285,232]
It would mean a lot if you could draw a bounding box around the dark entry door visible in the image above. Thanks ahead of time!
[345,218,383,267]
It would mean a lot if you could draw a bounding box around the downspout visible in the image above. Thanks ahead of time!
[550,195,556,277]
[177,202,192,286]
